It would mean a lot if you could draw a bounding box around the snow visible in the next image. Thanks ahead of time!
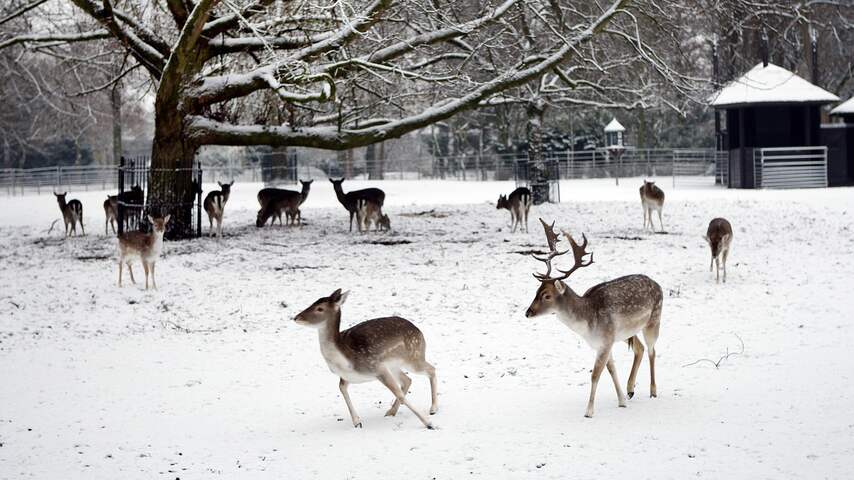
[603,118,625,132]
[2,178,854,478]
[709,63,839,108]
[831,97,854,115]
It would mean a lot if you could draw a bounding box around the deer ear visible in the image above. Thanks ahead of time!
[218,181,223,187]
[147,214,155,224]
[337,290,349,306]
[164,214,171,224]
[702,234,710,245]
[554,280,566,295]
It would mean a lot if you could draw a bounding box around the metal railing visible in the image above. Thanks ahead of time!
[753,146,828,189]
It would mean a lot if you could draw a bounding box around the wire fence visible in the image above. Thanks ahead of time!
[0,148,726,196]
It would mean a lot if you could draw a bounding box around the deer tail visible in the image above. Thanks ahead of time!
[626,336,635,351]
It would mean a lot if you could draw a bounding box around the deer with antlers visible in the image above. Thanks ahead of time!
[525,218,663,418]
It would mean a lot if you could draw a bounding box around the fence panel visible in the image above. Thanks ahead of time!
[754,147,828,189]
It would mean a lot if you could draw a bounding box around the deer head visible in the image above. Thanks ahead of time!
[218,181,234,195]
[147,214,171,234]
[294,289,349,327]
[525,218,594,318]
[496,194,508,210]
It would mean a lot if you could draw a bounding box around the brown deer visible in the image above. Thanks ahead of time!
[104,196,118,235]
[378,213,391,232]
[525,218,662,418]
[204,181,233,237]
[704,218,733,283]
[294,289,438,429]
[117,215,170,290]
[496,187,532,233]
[117,185,144,230]
[329,178,385,232]
[639,180,665,232]
[255,180,312,227]
[54,192,84,237]
[355,198,384,232]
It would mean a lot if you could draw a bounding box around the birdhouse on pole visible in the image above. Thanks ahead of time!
[604,118,626,150]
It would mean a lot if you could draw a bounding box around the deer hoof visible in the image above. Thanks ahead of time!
[429,406,438,415]
[354,422,362,428]
[627,391,635,399]
[426,423,436,430]
[384,408,398,417]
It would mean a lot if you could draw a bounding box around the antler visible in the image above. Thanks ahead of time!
[532,218,594,282]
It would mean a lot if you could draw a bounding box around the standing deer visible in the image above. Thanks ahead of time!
[256,180,312,227]
[525,218,662,418]
[117,185,144,231]
[104,196,118,235]
[54,192,85,237]
[329,178,385,232]
[355,198,384,232]
[378,213,391,232]
[639,180,665,232]
[117,215,170,290]
[704,218,733,283]
[294,289,438,429]
[496,187,532,233]
[204,181,233,237]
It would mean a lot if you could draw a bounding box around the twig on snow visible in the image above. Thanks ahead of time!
[47,219,59,234]
[683,333,744,369]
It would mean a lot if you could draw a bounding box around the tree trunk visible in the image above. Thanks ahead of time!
[111,86,122,164]
[148,109,198,239]
[526,98,549,204]
[345,148,353,178]
[367,143,381,180]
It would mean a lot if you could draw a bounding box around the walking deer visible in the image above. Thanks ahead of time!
[255,180,312,227]
[294,289,438,429]
[104,196,118,235]
[525,218,662,418]
[117,215,170,290]
[639,180,665,232]
[54,192,85,237]
[204,181,233,237]
[329,178,385,232]
[704,218,733,283]
[496,187,532,233]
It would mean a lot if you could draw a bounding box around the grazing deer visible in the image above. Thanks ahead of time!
[204,181,233,237]
[117,215,170,290]
[329,178,385,232]
[117,185,144,230]
[54,192,85,237]
[378,213,391,232]
[104,196,118,235]
[294,289,438,429]
[496,187,532,233]
[355,198,384,232]
[256,180,312,227]
[639,180,665,232]
[525,218,662,418]
[704,218,733,283]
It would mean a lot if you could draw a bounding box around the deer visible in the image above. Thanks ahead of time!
[294,289,438,429]
[116,185,144,230]
[203,181,233,237]
[704,218,733,283]
[54,192,84,237]
[255,180,312,227]
[525,218,663,418]
[639,180,665,232]
[378,213,391,232]
[117,215,170,290]
[355,198,384,232]
[104,196,118,235]
[496,186,532,233]
[329,178,385,232]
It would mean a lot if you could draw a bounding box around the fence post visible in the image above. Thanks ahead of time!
[117,156,125,235]
[197,160,203,238]
[672,151,676,188]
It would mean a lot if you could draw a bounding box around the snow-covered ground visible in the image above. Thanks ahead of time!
[1,177,853,479]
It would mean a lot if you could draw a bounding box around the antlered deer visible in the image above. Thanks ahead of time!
[294,289,438,429]
[639,180,665,232]
[104,196,117,235]
[329,178,385,232]
[255,180,312,227]
[496,187,532,233]
[117,215,170,290]
[204,181,233,237]
[704,218,733,283]
[54,192,84,237]
[525,218,662,418]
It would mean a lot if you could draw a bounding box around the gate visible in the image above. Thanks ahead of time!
[753,147,828,189]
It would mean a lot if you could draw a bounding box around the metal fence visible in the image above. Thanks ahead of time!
[752,146,828,189]
[1,147,726,196]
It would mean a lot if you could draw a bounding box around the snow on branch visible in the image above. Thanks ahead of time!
[0,31,111,51]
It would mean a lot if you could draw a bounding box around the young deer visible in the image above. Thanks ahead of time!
[525,218,662,418]
[355,198,384,232]
[496,187,532,233]
[329,178,385,232]
[639,180,665,232]
[255,180,312,227]
[104,195,118,235]
[294,289,438,429]
[54,192,85,237]
[117,215,170,290]
[704,218,733,283]
[378,213,391,232]
[204,181,233,237]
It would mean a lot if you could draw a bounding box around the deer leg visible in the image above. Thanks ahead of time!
[657,209,664,232]
[585,349,610,418]
[127,262,136,284]
[338,378,362,428]
[511,210,517,233]
[111,219,116,234]
[208,215,214,237]
[722,248,729,283]
[710,256,714,273]
[349,211,354,232]
[384,368,412,417]
[79,216,85,236]
[606,355,628,408]
[118,261,123,287]
[715,257,720,283]
[377,370,434,429]
[142,261,150,290]
[217,217,223,238]
[150,262,157,290]
[626,336,645,399]
[411,359,439,414]
[643,318,660,398]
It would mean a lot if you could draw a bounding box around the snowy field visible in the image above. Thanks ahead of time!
[1,177,853,479]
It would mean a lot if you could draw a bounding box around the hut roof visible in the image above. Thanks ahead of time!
[604,118,625,132]
[709,63,839,108]
[830,97,854,116]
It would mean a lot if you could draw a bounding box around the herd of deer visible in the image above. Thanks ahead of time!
[52,178,734,428]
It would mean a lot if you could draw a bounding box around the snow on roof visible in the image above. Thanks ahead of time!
[709,63,839,108]
[830,97,854,115]
[604,118,625,132]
